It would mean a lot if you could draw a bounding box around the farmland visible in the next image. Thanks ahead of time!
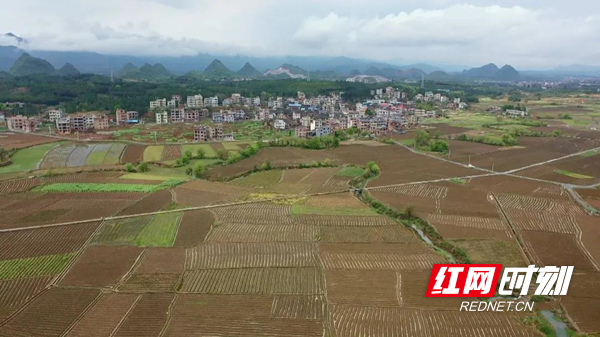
[0,129,599,336]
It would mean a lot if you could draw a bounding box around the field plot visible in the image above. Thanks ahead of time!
[40,144,74,169]
[426,214,507,230]
[182,144,217,158]
[84,143,111,165]
[0,253,74,280]
[164,294,324,337]
[372,183,449,199]
[112,293,174,337]
[0,222,99,260]
[295,214,396,226]
[319,226,418,243]
[185,242,318,269]
[60,245,144,288]
[305,192,368,209]
[0,132,56,149]
[117,189,172,215]
[103,143,126,165]
[120,144,146,163]
[325,269,399,307]
[135,212,182,247]
[206,223,318,242]
[398,270,465,309]
[0,275,52,321]
[576,188,600,209]
[65,293,139,337]
[521,231,597,271]
[560,271,600,332]
[118,273,181,292]
[503,208,580,234]
[452,239,526,267]
[173,209,214,247]
[328,305,536,337]
[0,177,42,195]
[161,144,182,160]
[212,202,293,225]
[0,142,58,174]
[496,193,585,215]
[319,243,443,270]
[66,145,95,167]
[142,145,164,162]
[0,287,99,337]
[180,267,324,294]
[92,216,154,246]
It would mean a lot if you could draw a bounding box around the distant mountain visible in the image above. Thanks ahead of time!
[427,70,450,80]
[117,62,171,80]
[364,66,384,77]
[236,62,262,78]
[204,59,234,78]
[464,63,500,78]
[0,45,22,71]
[9,53,55,76]
[495,65,520,81]
[403,68,426,80]
[56,62,80,77]
[349,69,361,76]
[264,64,307,79]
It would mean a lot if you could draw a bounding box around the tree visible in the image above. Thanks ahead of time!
[415,130,431,148]
[216,149,228,161]
[193,162,205,178]
[137,162,150,172]
[196,148,206,159]
[125,163,135,172]
[184,149,193,158]
[185,167,192,175]
[181,156,190,165]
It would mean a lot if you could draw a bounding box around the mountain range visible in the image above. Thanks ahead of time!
[8,53,81,77]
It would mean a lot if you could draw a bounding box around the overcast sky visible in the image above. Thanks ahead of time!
[1,0,599,69]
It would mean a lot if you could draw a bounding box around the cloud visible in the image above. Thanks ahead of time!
[1,1,600,68]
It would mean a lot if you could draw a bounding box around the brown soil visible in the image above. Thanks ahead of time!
[120,144,145,163]
[0,275,53,322]
[117,190,172,216]
[112,293,174,337]
[521,231,597,271]
[161,145,182,161]
[173,209,214,247]
[136,248,185,273]
[399,270,466,308]
[325,269,399,306]
[66,293,139,337]
[60,245,144,287]
[0,133,57,149]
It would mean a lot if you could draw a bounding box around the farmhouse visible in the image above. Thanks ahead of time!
[7,115,38,132]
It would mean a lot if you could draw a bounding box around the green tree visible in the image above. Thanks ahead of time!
[193,162,205,178]
[196,148,206,159]
[137,162,150,172]
[125,163,135,172]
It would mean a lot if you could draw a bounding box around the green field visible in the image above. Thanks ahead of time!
[398,139,415,146]
[232,121,275,141]
[182,144,217,158]
[449,178,467,185]
[335,166,364,177]
[135,212,182,247]
[35,180,183,193]
[291,204,377,216]
[85,150,108,165]
[0,142,58,174]
[555,169,594,179]
[232,170,282,188]
[423,113,498,129]
[92,216,154,245]
[0,253,74,280]
[581,150,599,158]
[143,145,165,162]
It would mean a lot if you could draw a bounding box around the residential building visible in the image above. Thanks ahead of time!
[212,112,224,123]
[315,125,331,137]
[7,115,38,132]
[184,110,201,123]
[116,109,139,125]
[194,124,208,142]
[295,127,309,138]
[155,111,169,124]
[55,117,71,134]
[274,119,286,130]
[47,109,63,122]
[187,94,203,108]
[150,98,167,110]
[94,114,109,130]
[69,113,96,132]
[204,96,219,107]
[170,107,184,123]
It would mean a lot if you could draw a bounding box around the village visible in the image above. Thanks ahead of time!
[2,87,494,143]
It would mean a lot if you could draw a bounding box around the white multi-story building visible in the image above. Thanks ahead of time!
[47,109,63,122]
[187,94,203,108]
[155,111,169,124]
[150,98,167,110]
[204,96,219,107]
[274,119,286,130]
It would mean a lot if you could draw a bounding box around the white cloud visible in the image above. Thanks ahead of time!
[1,1,600,68]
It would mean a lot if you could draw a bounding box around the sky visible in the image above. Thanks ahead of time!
[0,0,599,69]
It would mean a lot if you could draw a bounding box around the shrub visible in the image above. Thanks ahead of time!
[193,162,205,178]
[181,156,190,165]
[184,150,193,158]
[216,149,228,161]
[196,148,206,159]
[137,162,150,172]
[125,163,136,172]
[185,167,192,175]
[260,160,271,170]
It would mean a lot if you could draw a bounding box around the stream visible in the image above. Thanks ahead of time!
[541,310,568,337]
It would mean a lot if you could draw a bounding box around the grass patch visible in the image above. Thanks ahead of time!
[580,150,599,157]
[143,145,164,162]
[291,204,377,216]
[135,212,182,247]
[449,178,467,185]
[0,253,74,280]
[35,180,184,193]
[423,113,499,129]
[182,144,217,158]
[451,239,526,267]
[398,139,415,146]
[121,165,193,181]
[232,170,283,188]
[222,142,242,150]
[335,166,365,177]
[85,150,108,166]
[0,142,58,174]
[555,169,594,179]
[92,217,153,245]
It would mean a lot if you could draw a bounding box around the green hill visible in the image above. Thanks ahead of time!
[204,59,234,78]
[236,62,262,78]
[9,53,55,76]
[56,63,80,77]
[118,62,171,80]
